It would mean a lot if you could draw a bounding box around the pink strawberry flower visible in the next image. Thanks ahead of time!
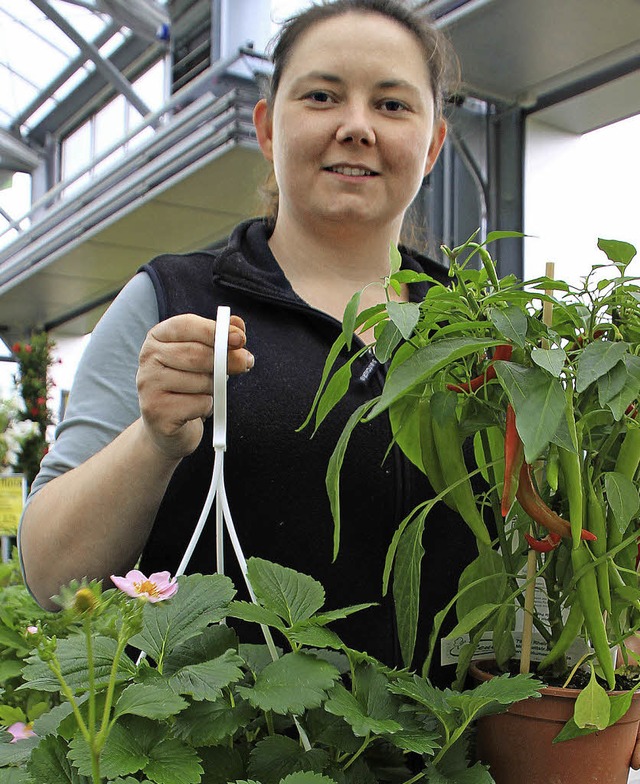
[26,626,38,635]
[111,570,178,602]
[7,722,35,742]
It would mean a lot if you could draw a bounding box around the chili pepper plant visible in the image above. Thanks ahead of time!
[304,234,640,738]
[0,558,542,783]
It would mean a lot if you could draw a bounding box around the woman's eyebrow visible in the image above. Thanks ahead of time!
[291,73,422,97]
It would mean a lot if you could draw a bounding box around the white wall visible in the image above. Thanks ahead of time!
[524,114,640,286]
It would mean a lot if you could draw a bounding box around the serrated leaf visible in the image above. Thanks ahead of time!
[248,736,329,784]
[68,724,149,779]
[369,337,496,417]
[575,341,630,393]
[169,649,245,701]
[173,697,255,746]
[287,624,344,649]
[113,683,188,720]
[246,559,325,625]
[386,727,440,755]
[144,738,203,784]
[197,746,245,784]
[428,762,495,784]
[280,774,337,784]
[226,601,285,630]
[0,767,32,784]
[0,736,39,767]
[21,634,136,692]
[488,305,527,347]
[604,471,640,534]
[387,301,420,340]
[128,573,235,665]
[238,652,339,715]
[163,624,238,674]
[32,701,76,737]
[325,664,403,736]
[447,672,544,721]
[26,735,92,784]
[239,643,283,675]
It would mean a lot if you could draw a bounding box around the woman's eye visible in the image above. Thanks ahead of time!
[380,99,408,112]
[305,91,333,104]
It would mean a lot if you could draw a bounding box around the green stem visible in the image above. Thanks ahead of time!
[83,617,101,783]
[343,734,370,771]
[265,710,275,736]
[47,658,92,744]
[96,631,128,748]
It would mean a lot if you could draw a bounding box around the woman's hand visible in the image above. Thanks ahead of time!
[137,314,252,459]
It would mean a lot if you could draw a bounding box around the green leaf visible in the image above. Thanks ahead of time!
[598,238,637,267]
[32,702,76,738]
[68,725,147,779]
[386,726,440,755]
[226,601,285,630]
[196,746,245,784]
[575,341,630,393]
[386,301,420,340]
[169,649,245,701]
[368,337,496,418]
[173,697,255,746]
[574,666,610,729]
[286,624,344,649]
[604,471,640,535]
[279,774,337,784]
[447,672,544,722]
[427,762,495,784]
[456,549,507,623]
[446,604,499,639]
[21,635,136,692]
[603,355,640,420]
[389,243,403,276]
[247,736,328,784]
[0,767,33,784]
[324,663,402,736]
[374,320,403,363]
[0,661,26,683]
[0,736,39,767]
[393,515,426,667]
[163,623,238,674]
[487,305,528,347]
[298,334,347,432]
[247,558,325,625]
[494,362,566,462]
[237,652,340,715]
[342,291,362,351]
[530,347,567,377]
[485,230,525,244]
[144,738,204,784]
[313,348,369,434]
[113,683,188,720]
[128,573,235,665]
[326,400,379,560]
[27,735,92,784]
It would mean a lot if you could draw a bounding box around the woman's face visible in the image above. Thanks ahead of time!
[254,11,446,236]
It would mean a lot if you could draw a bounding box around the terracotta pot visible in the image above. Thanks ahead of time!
[470,661,640,784]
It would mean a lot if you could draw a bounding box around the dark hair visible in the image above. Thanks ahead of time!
[258,0,457,225]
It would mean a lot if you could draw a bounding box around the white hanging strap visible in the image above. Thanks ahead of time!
[163,307,311,751]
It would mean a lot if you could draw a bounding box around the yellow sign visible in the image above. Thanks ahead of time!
[0,475,25,536]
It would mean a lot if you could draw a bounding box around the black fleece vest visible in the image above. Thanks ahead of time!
[138,220,474,679]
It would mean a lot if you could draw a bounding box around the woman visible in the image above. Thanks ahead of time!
[19,0,472,678]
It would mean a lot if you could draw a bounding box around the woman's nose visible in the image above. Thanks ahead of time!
[335,105,376,146]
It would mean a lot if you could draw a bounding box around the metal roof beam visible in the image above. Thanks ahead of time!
[29,0,152,120]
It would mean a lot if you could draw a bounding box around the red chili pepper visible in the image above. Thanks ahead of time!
[516,462,597,542]
[447,344,513,393]
[524,532,562,552]
[501,404,524,517]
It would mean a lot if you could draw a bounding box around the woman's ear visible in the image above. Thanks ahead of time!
[424,119,447,176]
[253,98,274,162]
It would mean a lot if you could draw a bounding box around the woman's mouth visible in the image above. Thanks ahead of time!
[323,165,379,177]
